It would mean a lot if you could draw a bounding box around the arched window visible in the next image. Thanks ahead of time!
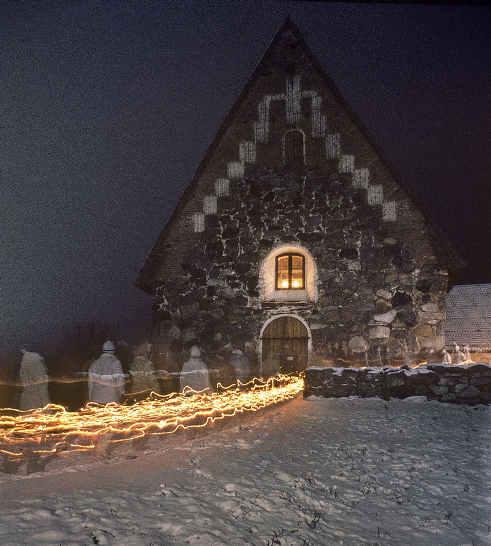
[275,253,305,290]
[259,244,318,302]
[283,130,305,167]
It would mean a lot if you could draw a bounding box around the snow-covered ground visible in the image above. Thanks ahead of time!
[0,396,489,545]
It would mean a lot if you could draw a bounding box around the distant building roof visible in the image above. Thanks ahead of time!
[445,284,491,350]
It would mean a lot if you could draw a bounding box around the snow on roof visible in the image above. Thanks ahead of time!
[445,284,491,350]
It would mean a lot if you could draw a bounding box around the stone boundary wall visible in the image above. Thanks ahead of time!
[304,363,491,405]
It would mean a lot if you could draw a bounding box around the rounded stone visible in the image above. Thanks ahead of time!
[369,325,391,339]
[375,299,392,313]
[348,336,369,353]
[376,289,392,301]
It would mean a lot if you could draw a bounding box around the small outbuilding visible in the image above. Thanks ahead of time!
[445,284,491,352]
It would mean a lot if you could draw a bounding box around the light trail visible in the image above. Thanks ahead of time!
[0,374,303,461]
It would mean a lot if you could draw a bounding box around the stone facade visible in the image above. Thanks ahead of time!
[137,20,456,376]
[304,363,491,405]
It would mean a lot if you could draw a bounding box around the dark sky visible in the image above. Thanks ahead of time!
[2,1,490,353]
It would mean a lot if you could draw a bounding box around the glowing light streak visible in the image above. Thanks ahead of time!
[0,374,303,461]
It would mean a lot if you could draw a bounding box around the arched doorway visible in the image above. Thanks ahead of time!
[260,316,310,375]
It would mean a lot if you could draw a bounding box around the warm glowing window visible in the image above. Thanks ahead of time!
[275,253,305,290]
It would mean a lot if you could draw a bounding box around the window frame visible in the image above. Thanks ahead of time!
[275,253,306,290]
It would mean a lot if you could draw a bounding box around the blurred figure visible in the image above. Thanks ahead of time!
[129,342,159,395]
[88,341,125,404]
[19,350,50,410]
[179,346,210,392]
[442,348,452,365]
[230,349,250,381]
[463,344,472,362]
[454,343,465,364]
[261,356,280,377]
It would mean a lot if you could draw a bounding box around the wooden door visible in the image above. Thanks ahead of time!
[262,317,308,374]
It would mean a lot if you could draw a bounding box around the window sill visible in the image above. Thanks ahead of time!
[264,290,309,302]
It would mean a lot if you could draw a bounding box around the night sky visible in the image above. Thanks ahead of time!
[2,1,490,353]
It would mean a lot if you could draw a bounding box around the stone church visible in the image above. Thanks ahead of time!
[136,19,459,376]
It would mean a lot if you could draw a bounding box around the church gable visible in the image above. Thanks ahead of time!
[138,19,454,372]
[137,19,432,291]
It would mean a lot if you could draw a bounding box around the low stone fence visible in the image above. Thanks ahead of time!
[304,363,491,405]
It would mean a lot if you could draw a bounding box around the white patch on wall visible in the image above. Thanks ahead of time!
[311,96,326,138]
[215,178,230,197]
[311,95,320,114]
[367,184,384,205]
[239,141,256,164]
[254,121,267,144]
[312,113,327,138]
[253,77,332,146]
[325,133,340,159]
[227,161,245,179]
[286,75,302,124]
[382,201,397,221]
[255,96,272,143]
[338,154,354,174]
[353,168,369,189]
[193,212,205,233]
[203,195,218,215]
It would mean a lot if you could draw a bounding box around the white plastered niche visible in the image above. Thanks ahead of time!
[258,243,318,303]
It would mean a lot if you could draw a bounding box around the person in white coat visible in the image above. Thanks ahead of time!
[230,349,250,381]
[442,348,452,365]
[453,343,465,365]
[179,346,210,393]
[88,341,125,404]
[129,342,159,395]
[19,350,50,410]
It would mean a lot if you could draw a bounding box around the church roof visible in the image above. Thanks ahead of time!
[445,284,491,350]
[136,17,463,293]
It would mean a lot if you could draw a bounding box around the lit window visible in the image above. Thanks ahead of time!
[275,253,305,290]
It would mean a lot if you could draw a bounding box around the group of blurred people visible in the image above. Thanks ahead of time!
[14,339,475,410]
[441,344,472,365]
[15,341,250,410]
[16,341,137,409]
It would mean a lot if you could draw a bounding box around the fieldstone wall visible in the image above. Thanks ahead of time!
[151,164,447,374]
[304,363,491,405]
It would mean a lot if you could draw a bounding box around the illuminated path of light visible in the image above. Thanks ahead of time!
[0,374,303,461]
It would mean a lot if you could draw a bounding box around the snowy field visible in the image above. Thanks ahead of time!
[0,396,489,545]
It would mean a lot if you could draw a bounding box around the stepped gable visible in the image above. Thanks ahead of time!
[136,18,461,293]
